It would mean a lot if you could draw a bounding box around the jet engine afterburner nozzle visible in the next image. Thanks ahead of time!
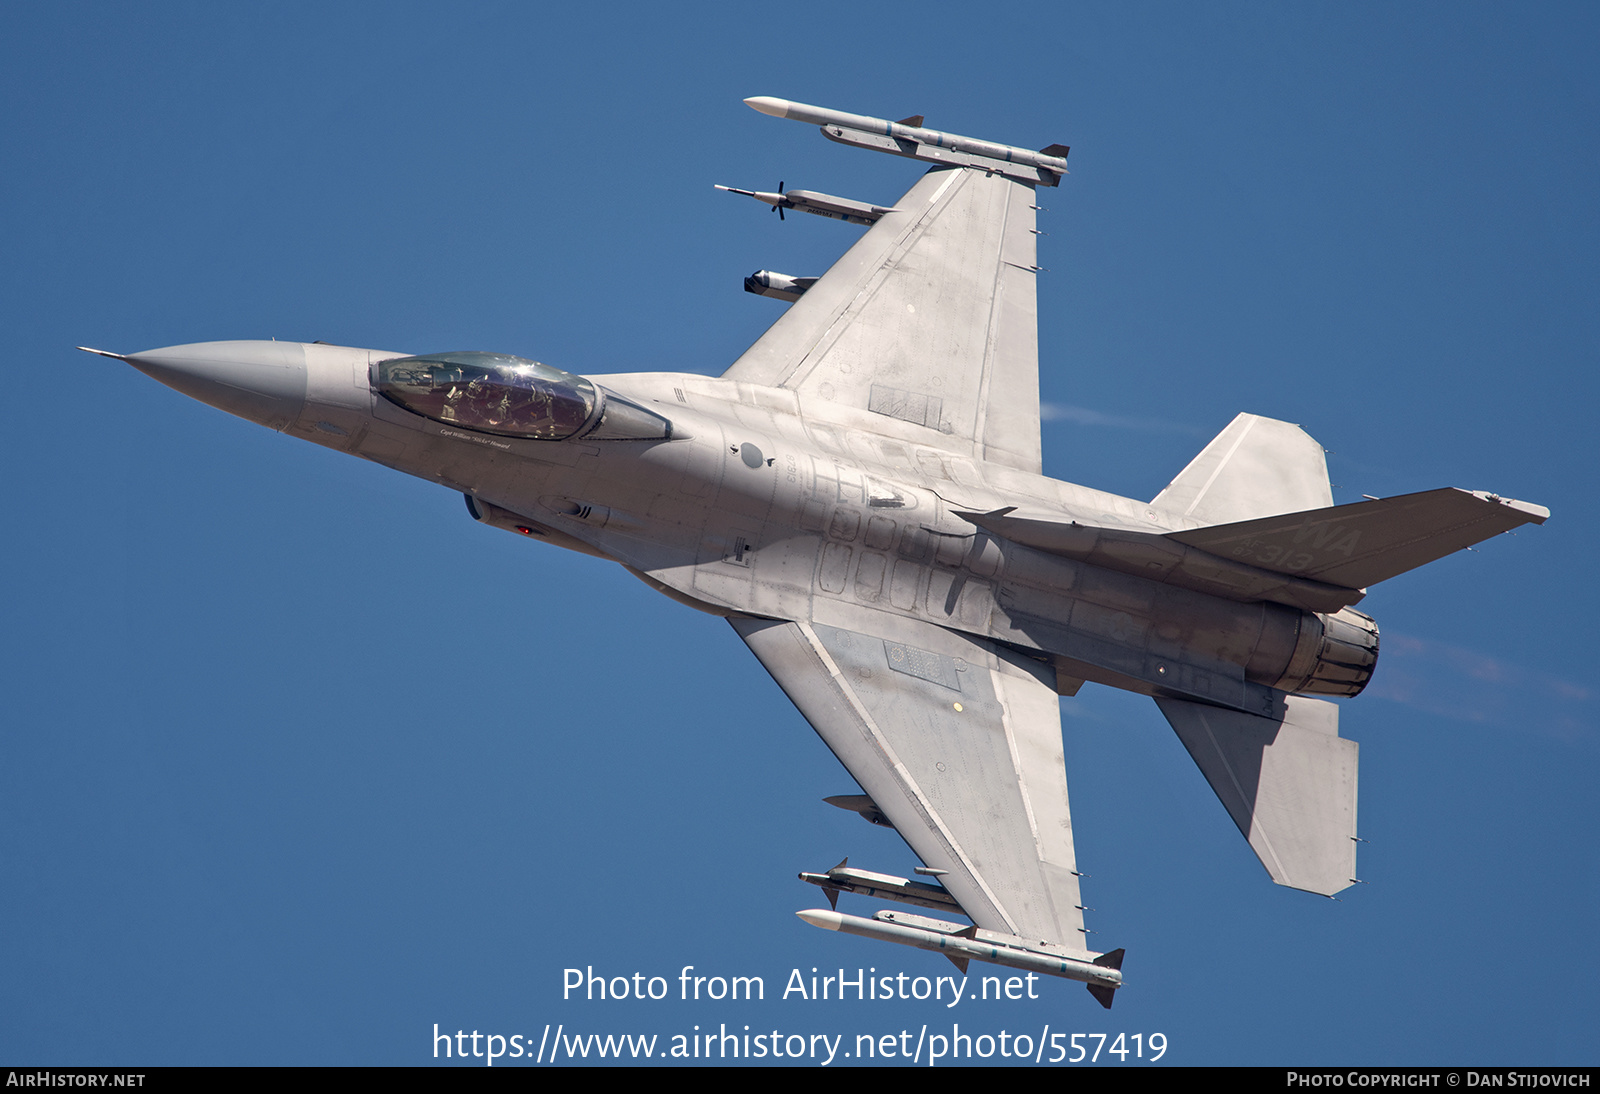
[1276,607,1381,698]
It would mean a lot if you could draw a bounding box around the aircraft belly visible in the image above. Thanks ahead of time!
[820,503,1288,740]
[747,532,820,620]
[686,429,811,612]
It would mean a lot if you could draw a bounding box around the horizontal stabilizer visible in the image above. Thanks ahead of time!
[953,507,1364,612]
[1168,488,1550,590]
[1155,695,1357,896]
[1153,413,1333,524]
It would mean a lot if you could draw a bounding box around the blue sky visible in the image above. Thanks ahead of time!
[4,2,1597,1066]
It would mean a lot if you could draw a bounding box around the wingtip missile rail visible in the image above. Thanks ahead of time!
[743,95,1069,186]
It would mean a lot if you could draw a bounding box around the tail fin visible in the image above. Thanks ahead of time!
[1153,413,1332,524]
[1156,695,1358,896]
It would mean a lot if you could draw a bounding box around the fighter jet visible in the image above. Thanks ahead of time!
[81,97,1547,1008]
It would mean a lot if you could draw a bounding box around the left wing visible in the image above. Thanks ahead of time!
[730,611,1089,950]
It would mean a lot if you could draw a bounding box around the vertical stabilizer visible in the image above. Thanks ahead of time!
[1153,413,1333,524]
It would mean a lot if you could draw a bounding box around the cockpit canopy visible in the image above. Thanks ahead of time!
[374,352,599,440]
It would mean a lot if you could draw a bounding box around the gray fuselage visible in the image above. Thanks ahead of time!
[251,339,1364,723]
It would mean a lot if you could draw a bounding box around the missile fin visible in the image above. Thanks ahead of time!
[1093,947,1126,971]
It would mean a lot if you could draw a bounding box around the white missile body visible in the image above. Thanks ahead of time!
[744,96,1069,185]
[797,908,1123,1004]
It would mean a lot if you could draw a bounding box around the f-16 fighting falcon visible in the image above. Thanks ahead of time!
[81,97,1547,1007]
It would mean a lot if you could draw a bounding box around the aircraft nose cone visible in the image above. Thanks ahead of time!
[123,340,308,431]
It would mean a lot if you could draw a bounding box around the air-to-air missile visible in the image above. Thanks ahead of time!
[741,95,1070,184]
[797,908,1124,1005]
[799,859,964,914]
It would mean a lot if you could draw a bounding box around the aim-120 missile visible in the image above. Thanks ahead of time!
[797,908,1124,1008]
[744,96,1070,186]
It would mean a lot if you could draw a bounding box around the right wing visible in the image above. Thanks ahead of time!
[730,611,1090,951]
[721,165,1044,474]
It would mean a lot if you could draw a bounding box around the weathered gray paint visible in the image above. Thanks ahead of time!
[82,96,1548,1001]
